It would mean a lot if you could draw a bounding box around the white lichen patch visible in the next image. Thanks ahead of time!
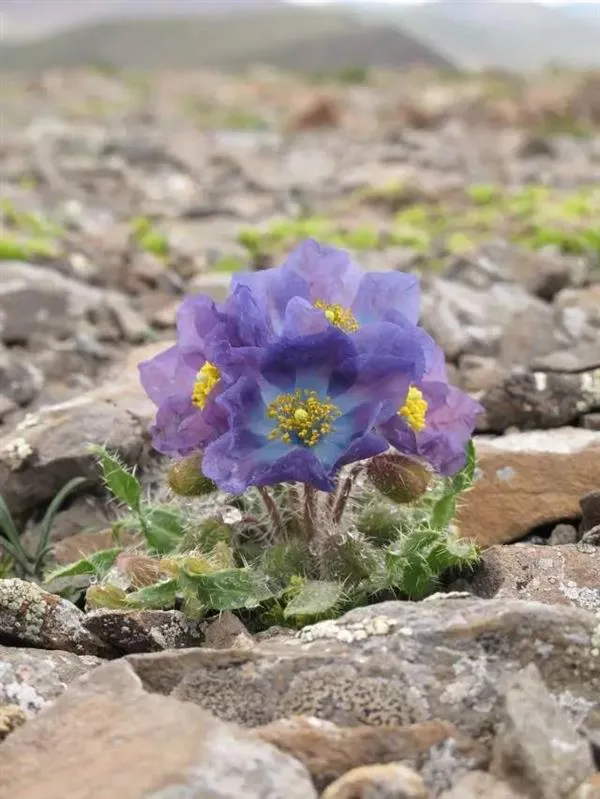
[0,436,34,467]
[558,581,600,613]
[298,614,398,644]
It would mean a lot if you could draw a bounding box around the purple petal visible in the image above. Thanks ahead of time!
[352,271,421,326]
[138,346,196,406]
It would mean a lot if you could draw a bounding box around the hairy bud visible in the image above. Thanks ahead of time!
[85,584,129,611]
[114,553,166,589]
[167,454,217,497]
[366,453,431,504]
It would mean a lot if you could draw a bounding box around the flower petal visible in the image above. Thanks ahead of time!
[352,271,421,326]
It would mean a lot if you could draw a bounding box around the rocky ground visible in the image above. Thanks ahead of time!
[0,67,599,798]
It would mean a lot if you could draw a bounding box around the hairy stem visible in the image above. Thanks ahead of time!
[303,484,318,544]
[257,487,284,535]
[332,466,362,525]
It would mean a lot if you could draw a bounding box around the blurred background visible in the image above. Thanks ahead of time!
[0,0,598,432]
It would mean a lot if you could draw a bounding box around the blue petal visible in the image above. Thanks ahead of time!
[352,272,421,326]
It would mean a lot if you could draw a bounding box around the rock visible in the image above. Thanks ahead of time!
[52,527,139,565]
[82,609,204,655]
[0,341,166,518]
[0,644,100,716]
[0,393,17,421]
[531,343,600,374]
[572,775,600,799]
[457,428,600,546]
[254,717,486,793]
[581,525,600,547]
[287,94,343,131]
[581,491,600,534]
[555,286,600,329]
[0,579,113,657]
[582,414,600,431]
[0,353,43,407]
[0,704,27,740]
[0,659,318,799]
[458,355,508,394]
[322,763,430,799]
[203,611,255,650]
[457,545,600,612]
[480,370,599,432]
[127,597,600,742]
[0,261,144,346]
[549,523,579,546]
[187,271,235,303]
[491,664,595,799]
[439,771,525,799]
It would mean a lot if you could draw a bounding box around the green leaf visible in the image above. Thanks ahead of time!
[44,547,122,584]
[89,445,141,511]
[0,495,25,552]
[283,580,345,620]
[430,494,457,531]
[182,568,273,611]
[126,579,179,610]
[452,439,476,493]
[142,507,186,554]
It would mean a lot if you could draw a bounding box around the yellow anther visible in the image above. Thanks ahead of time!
[267,388,341,447]
[398,386,428,433]
[314,300,359,333]
[192,362,220,410]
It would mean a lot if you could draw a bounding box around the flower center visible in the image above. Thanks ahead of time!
[192,362,220,409]
[267,388,341,447]
[398,386,428,432]
[314,300,359,333]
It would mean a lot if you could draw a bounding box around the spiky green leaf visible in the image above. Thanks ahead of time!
[89,445,141,511]
[283,580,345,619]
[44,547,122,584]
[182,568,273,611]
[126,579,179,610]
[141,507,186,554]
[34,476,88,565]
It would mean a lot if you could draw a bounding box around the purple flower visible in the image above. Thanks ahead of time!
[379,343,484,475]
[138,285,270,458]
[231,238,421,336]
[202,322,428,494]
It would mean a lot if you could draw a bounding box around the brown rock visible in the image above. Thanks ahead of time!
[0,579,113,657]
[203,611,255,651]
[462,545,600,613]
[287,94,343,131]
[52,527,139,565]
[457,429,600,546]
[491,664,595,799]
[322,764,430,799]
[254,717,486,792]
[572,774,600,799]
[0,659,317,799]
[439,771,526,799]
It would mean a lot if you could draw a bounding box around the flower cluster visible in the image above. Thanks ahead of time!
[139,239,483,495]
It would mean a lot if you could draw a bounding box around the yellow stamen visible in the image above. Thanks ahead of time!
[267,388,341,447]
[314,300,359,333]
[192,362,220,409]
[398,386,428,433]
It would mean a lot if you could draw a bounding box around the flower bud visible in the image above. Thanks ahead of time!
[366,453,431,504]
[114,553,166,589]
[167,454,217,497]
[85,584,129,611]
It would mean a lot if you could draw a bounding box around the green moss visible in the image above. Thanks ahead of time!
[131,216,170,258]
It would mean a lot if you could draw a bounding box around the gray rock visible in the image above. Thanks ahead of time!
[491,664,595,799]
[0,644,100,716]
[549,523,579,546]
[127,597,600,742]
[0,659,318,799]
[0,579,113,657]
[580,491,600,534]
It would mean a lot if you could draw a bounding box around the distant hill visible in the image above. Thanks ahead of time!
[351,0,600,70]
[0,6,453,73]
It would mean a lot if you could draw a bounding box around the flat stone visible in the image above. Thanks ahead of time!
[321,763,430,799]
[0,644,100,716]
[127,597,600,743]
[0,659,317,799]
[491,664,595,799]
[254,716,486,793]
[457,429,600,546]
[457,545,600,613]
[0,579,113,657]
[439,771,526,799]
